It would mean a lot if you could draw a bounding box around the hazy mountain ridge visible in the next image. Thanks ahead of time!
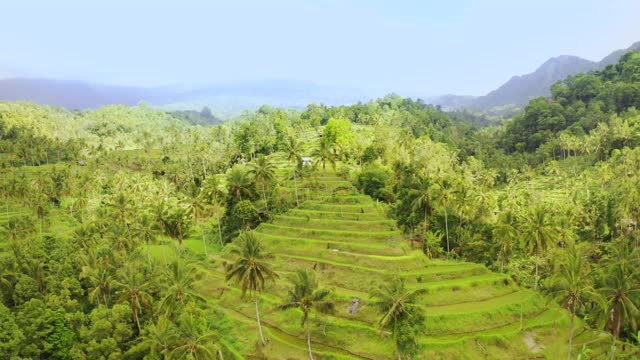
[1,41,638,117]
[0,78,373,118]
[431,41,640,112]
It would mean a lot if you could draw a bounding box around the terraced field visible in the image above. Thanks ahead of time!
[199,168,585,359]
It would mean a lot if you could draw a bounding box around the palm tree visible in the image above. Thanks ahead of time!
[493,211,517,272]
[113,266,154,332]
[434,177,456,254]
[184,195,210,257]
[548,244,602,360]
[312,141,336,171]
[226,166,252,202]
[225,232,278,345]
[285,136,303,206]
[201,176,226,247]
[247,155,276,211]
[159,260,206,318]
[279,269,335,360]
[369,278,425,360]
[170,314,224,360]
[134,213,159,271]
[136,316,178,356]
[152,200,170,266]
[599,241,640,360]
[83,267,114,308]
[520,205,559,290]
[410,176,434,234]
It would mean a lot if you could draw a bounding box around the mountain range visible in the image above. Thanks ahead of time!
[0,77,372,118]
[430,41,640,112]
[0,41,638,117]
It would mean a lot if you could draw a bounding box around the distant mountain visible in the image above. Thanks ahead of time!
[0,77,373,118]
[431,41,640,112]
[0,78,168,110]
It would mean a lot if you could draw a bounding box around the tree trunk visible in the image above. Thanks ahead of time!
[200,223,208,257]
[424,207,428,231]
[134,308,141,332]
[444,207,450,254]
[567,311,575,360]
[262,182,269,211]
[146,241,152,271]
[255,295,266,345]
[293,168,300,206]
[534,252,539,290]
[610,332,617,360]
[217,208,223,247]
[307,318,314,360]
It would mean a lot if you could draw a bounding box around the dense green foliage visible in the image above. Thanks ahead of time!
[1,51,640,359]
[501,51,640,155]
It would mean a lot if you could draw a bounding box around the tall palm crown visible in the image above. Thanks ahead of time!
[247,155,276,186]
[520,205,559,289]
[598,242,640,360]
[280,269,334,359]
[113,266,153,331]
[159,260,206,318]
[369,277,425,359]
[281,270,334,325]
[169,314,224,360]
[410,175,434,229]
[138,316,178,356]
[285,136,303,166]
[247,155,276,210]
[225,232,278,297]
[312,141,336,170]
[226,166,252,202]
[225,232,278,345]
[548,244,602,360]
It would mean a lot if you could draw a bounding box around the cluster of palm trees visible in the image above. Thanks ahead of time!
[549,240,640,359]
[224,231,426,360]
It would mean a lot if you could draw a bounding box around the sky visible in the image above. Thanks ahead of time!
[1,0,639,96]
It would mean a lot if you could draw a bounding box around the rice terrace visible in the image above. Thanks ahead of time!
[2,1,640,359]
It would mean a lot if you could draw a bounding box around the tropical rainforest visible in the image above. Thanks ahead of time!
[1,51,640,360]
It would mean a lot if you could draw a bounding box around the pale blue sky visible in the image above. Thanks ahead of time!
[1,0,639,96]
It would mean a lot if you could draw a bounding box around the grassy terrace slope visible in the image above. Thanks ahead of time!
[200,167,585,359]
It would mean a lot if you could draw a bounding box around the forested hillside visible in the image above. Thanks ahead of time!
[1,52,639,359]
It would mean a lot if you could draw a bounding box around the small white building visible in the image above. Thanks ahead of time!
[302,157,313,166]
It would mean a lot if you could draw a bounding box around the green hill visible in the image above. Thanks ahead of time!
[198,161,599,359]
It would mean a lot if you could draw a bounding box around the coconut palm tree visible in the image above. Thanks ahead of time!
[113,266,154,332]
[369,277,425,360]
[169,314,224,360]
[312,141,336,171]
[520,205,559,290]
[225,232,278,345]
[184,195,210,257]
[226,166,252,202]
[410,176,434,234]
[493,211,517,273]
[159,260,206,318]
[279,269,335,360]
[598,241,640,360]
[247,155,276,211]
[137,316,178,357]
[434,177,456,254]
[548,243,602,360]
[134,213,159,271]
[201,176,226,247]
